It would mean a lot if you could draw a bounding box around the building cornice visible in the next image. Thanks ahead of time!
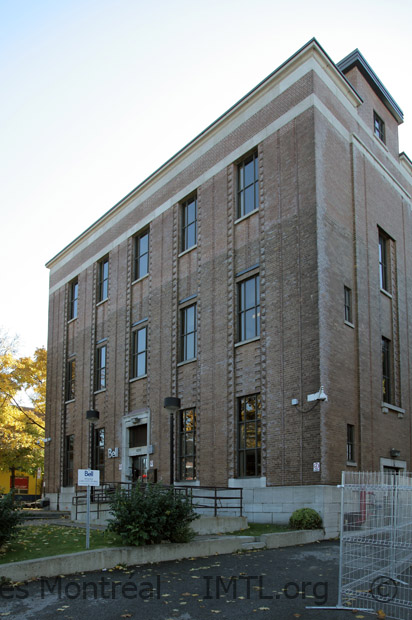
[46,38,363,271]
[337,49,404,124]
[399,152,412,177]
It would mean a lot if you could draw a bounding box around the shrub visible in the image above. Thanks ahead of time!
[0,492,23,548]
[289,507,323,530]
[107,483,199,546]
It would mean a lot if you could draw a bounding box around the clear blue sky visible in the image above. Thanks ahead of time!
[1,0,411,356]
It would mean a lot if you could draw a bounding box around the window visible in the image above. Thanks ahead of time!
[347,424,355,462]
[382,337,392,404]
[97,258,109,302]
[131,326,147,379]
[181,195,197,252]
[65,358,76,401]
[95,344,107,391]
[379,231,390,292]
[133,230,149,281]
[68,279,78,320]
[179,408,196,481]
[238,274,260,341]
[237,151,259,218]
[238,394,261,477]
[180,304,197,361]
[63,435,74,486]
[93,428,105,484]
[374,112,385,143]
[129,424,147,448]
[344,286,353,324]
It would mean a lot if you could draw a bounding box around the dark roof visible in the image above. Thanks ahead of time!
[337,49,403,124]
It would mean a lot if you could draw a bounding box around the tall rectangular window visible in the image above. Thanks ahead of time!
[63,435,74,486]
[97,258,109,302]
[382,337,392,404]
[374,111,385,143]
[68,279,78,320]
[180,304,197,362]
[238,274,260,342]
[65,358,76,401]
[95,344,107,391]
[133,230,149,281]
[237,151,259,218]
[379,231,390,292]
[347,424,355,462]
[238,394,261,477]
[344,286,353,324]
[131,326,147,379]
[179,408,196,481]
[181,195,197,252]
[93,428,105,484]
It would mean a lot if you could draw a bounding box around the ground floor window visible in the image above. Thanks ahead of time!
[93,428,105,483]
[63,434,74,486]
[238,393,261,477]
[179,408,196,481]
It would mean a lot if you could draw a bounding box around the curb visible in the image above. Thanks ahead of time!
[0,529,326,582]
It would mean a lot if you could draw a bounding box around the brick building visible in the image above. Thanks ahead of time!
[45,39,412,532]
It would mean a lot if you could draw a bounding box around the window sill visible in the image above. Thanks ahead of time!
[129,375,147,383]
[67,317,77,325]
[381,402,405,418]
[177,357,197,367]
[64,398,75,404]
[178,245,197,258]
[235,336,260,348]
[344,320,355,329]
[374,134,388,152]
[380,288,392,299]
[132,273,149,285]
[235,209,259,225]
[346,461,358,467]
[96,298,108,307]
[94,388,106,395]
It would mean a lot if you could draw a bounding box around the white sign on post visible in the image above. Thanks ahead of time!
[77,469,100,550]
[78,469,100,486]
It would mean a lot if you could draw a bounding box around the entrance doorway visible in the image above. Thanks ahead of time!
[132,455,148,483]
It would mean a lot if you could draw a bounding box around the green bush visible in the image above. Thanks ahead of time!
[289,507,323,530]
[107,483,199,546]
[0,492,23,548]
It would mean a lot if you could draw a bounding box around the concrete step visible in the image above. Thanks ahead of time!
[22,510,71,520]
[241,541,266,550]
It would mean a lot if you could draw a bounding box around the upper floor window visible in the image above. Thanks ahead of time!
[95,344,107,391]
[178,408,196,481]
[347,424,355,462]
[180,303,197,362]
[238,274,260,342]
[97,257,109,302]
[181,195,197,252]
[133,230,149,281]
[382,337,392,404]
[237,151,259,218]
[344,286,353,324]
[65,358,76,402]
[131,326,147,379]
[68,279,78,320]
[238,393,261,477]
[378,230,390,292]
[374,111,385,143]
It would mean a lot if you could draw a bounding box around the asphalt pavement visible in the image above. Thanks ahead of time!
[0,540,370,620]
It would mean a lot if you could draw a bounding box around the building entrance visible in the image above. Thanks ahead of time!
[132,455,148,482]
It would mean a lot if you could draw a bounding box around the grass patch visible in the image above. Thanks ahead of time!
[0,524,124,564]
[227,522,291,536]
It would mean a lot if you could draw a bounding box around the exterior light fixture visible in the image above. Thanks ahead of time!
[291,386,328,413]
[86,409,100,423]
[164,397,181,486]
[390,448,400,458]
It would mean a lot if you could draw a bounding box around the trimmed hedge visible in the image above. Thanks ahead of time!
[289,507,323,530]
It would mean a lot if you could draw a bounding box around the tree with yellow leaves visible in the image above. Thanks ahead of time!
[0,331,46,487]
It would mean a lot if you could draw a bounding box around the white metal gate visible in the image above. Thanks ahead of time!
[337,471,412,619]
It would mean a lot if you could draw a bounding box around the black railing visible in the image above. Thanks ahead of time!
[72,482,243,519]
